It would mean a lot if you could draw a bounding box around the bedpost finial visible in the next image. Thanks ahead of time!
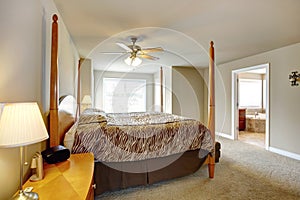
[210,41,214,47]
[53,14,58,22]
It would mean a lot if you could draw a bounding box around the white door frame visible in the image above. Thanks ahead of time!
[231,63,270,150]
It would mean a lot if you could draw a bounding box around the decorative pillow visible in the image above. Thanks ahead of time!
[81,108,106,116]
[78,108,107,125]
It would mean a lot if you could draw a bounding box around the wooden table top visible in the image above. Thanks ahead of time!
[23,153,94,200]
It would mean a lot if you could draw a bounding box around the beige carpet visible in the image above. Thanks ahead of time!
[96,137,300,200]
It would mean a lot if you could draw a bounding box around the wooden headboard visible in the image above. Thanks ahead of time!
[48,14,216,177]
[57,95,77,145]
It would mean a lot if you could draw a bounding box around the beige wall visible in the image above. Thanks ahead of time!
[172,67,208,123]
[0,0,78,199]
[215,43,300,156]
[80,58,93,102]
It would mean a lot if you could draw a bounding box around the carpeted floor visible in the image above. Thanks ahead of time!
[96,137,300,200]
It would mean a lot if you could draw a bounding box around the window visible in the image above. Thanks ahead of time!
[103,78,146,113]
[239,79,264,108]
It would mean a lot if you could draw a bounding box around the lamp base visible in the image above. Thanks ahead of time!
[12,190,39,200]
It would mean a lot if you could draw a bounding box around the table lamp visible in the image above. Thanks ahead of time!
[0,102,49,200]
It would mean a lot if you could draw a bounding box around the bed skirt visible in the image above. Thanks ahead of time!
[94,149,207,195]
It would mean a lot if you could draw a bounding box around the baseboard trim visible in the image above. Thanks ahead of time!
[269,147,300,161]
[216,132,234,140]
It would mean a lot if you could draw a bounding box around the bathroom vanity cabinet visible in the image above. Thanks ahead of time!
[239,109,246,131]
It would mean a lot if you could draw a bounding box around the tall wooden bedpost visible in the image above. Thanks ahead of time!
[208,41,215,178]
[75,59,81,121]
[160,67,163,112]
[50,14,59,147]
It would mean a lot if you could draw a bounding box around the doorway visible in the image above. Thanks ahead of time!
[232,63,270,149]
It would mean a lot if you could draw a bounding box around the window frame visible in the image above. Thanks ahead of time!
[238,78,264,109]
[102,77,147,113]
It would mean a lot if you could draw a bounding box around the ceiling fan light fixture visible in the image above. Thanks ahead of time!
[124,56,142,67]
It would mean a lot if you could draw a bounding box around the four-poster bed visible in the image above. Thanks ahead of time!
[49,14,216,196]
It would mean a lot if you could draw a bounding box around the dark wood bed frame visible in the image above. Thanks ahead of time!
[48,14,216,195]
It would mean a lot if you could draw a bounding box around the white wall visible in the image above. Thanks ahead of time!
[0,1,78,199]
[215,43,300,156]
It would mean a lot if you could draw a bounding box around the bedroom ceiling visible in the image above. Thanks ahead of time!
[53,0,300,73]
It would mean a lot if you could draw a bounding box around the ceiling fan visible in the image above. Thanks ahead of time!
[103,37,164,66]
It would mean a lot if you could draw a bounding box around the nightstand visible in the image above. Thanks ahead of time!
[23,153,94,200]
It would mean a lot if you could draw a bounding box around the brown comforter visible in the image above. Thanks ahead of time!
[71,108,213,162]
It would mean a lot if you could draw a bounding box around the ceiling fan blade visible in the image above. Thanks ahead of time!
[141,47,164,53]
[138,54,159,60]
[99,52,127,54]
[116,42,132,52]
[99,52,128,55]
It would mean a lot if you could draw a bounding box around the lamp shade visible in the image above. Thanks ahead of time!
[124,56,142,67]
[0,102,49,148]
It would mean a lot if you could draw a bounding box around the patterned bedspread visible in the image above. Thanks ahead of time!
[71,108,214,162]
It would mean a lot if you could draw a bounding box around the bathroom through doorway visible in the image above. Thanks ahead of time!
[232,63,270,149]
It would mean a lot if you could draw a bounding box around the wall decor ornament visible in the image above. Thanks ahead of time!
[289,71,299,86]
